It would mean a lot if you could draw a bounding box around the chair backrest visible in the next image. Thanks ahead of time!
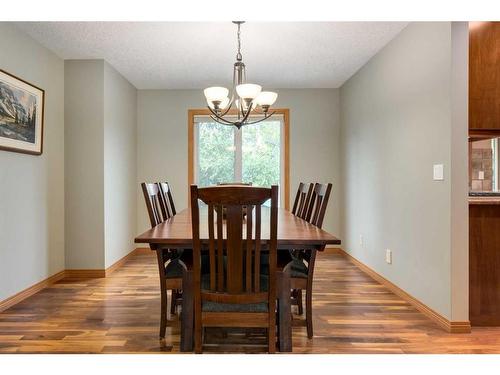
[291,182,314,219]
[305,183,333,229]
[158,181,176,219]
[141,182,164,228]
[190,185,278,303]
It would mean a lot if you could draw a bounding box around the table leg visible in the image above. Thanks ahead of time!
[277,267,292,352]
[180,269,194,352]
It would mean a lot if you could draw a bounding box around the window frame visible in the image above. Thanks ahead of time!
[188,108,290,210]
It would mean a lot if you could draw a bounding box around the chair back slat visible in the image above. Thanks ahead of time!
[208,204,216,291]
[245,205,253,292]
[216,205,224,292]
[158,182,176,219]
[254,205,262,292]
[141,182,164,228]
[190,185,278,302]
[305,183,333,229]
[226,204,244,293]
[292,182,314,219]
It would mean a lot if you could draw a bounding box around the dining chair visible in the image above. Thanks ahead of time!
[290,182,332,339]
[141,182,184,338]
[291,182,314,219]
[157,181,183,315]
[190,184,279,353]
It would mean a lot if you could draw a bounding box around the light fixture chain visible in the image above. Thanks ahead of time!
[236,22,242,61]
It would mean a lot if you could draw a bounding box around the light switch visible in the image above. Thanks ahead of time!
[478,171,485,180]
[433,164,444,181]
[385,249,392,264]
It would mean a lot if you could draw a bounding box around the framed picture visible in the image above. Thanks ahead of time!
[0,69,44,155]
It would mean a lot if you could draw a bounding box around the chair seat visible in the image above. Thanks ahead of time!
[165,258,185,278]
[201,274,269,313]
[290,258,308,279]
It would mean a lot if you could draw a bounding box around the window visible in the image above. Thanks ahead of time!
[189,109,289,208]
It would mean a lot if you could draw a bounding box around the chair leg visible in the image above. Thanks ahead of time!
[159,287,167,338]
[268,327,275,354]
[297,289,304,315]
[180,271,194,352]
[155,250,169,338]
[194,318,203,353]
[305,248,318,339]
[306,287,313,339]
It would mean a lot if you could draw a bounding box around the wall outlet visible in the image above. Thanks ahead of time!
[433,164,444,181]
[359,235,364,247]
[385,249,392,264]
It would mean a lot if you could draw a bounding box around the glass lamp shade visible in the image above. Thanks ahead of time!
[236,83,262,100]
[204,86,229,102]
[207,97,229,110]
[255,91,278,106]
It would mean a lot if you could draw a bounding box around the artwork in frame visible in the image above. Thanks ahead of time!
[0,69,44,155]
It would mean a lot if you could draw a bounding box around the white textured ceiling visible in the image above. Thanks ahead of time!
[14,22,407,89]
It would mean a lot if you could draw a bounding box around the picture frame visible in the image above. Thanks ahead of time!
[0,69,45,155]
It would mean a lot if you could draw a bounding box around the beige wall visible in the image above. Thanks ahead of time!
[0,23,65,300]
[103,62,138,268]
[65,60,137,270]
[136,89,341,236]
[64,60,105,269]
[340,22,468,320]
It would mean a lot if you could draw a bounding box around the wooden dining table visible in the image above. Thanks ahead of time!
[134,206,340,352]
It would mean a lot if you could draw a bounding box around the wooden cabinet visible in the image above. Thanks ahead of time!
[469,199,500,326]
[469,22,500,131]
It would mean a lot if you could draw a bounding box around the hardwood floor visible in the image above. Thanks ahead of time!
[0,251,499,353]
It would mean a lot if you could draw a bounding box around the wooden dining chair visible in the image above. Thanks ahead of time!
[141,182,184,338]
[291,182,314,219]
[190,184,279,353]
[290,182,332,339]
[157,181,183,315]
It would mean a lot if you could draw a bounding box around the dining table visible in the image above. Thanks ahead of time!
[134,206,341,352]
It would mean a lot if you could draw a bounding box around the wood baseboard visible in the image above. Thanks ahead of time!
[65,248,151,279]
[0,248,149,312]
[0,270,66,313]
[105,248,150,276]
[322,247,343,255]
[64,269,106,279]
[133,248,153,255]
[331,248,471,334]
[449,321,473,333]
[131,248,161,258]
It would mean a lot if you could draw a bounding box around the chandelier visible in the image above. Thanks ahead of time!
[203,21,278,129]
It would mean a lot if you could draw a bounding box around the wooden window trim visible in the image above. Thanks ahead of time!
[188,108,290,210]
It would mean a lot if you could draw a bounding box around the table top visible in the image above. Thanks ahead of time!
[135,207,341,248]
